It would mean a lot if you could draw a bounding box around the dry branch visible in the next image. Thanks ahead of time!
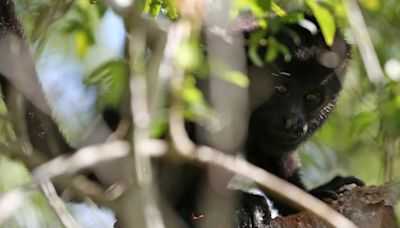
[32,140,130,182]
[40,180,81,228]
[169,108,358,228]
[0,140,131,225]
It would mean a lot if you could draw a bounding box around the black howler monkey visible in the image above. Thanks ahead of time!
[239,15,365,224]
[0,1,363,227]
[160,15,364,227]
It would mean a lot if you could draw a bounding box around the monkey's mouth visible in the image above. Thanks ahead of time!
[269,129,304,145]
[283,134,304,144]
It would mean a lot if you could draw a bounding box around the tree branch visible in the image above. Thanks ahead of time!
[169,107,358,228]
[40,179,81,228]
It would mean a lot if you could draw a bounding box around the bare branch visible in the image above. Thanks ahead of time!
[126,19,166,228]
[40,179,81,228]
[344,0,386,87]
[169,108,358,228]
[32,140,130,182]
[0,139,128,226]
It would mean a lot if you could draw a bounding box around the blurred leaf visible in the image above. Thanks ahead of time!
[183,83,203,104]
[233,0,270,18]
[86,60,129,109]
[63,19,82,34]
[150,113,168,138]
[351,111,378,136]
[380,84,400,135]
[163,0,178,19]
[271,2,286,16]
[182,75,212,120]
[30,1,74,42]
[177,38,203,71]
[305,0,336,45]
[144,0,178,19]
[59,0,100,57]
[74,28,95,57]
[281,12,304,23]
[361,0,381,11]
[222,71,250,88]
[257,0,271,11]
[266,39,278,62]
[249,45,264,67]
[149,0,162,18]
[248,29,267,66]
[75,30,89,58]
[265,37,291,62]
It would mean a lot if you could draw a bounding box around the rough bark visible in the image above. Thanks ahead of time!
[270,183,399,228]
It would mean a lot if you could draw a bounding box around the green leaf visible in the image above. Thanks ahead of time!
[182,75,212,120]
[361,0,381,11]
[305,0,336,46]
[149,114,168,138]
[266,38,278,62]
[248,29,267,66]
[63,19,82,34]
[257,0,271,11]
[233,0,267,18]
[265,37,291,62]
[177,38,203,70]
[248,45,264,67]
[271,3,286,17]
[222,71,250,88]
[351,111,378,135]
[149,0,163,18]
[86,60,129,109]
[75,30,89,58]
[282,12,304,23]
[163,0,178,19]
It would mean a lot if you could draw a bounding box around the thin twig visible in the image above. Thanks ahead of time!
[126,6,166,227]
[40,179,81,228]
[0,138,126,225]
[344,0,385,87]
[32,140,130,182]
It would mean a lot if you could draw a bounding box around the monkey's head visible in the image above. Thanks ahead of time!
[246,17,350,157]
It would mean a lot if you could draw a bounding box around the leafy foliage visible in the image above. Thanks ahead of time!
[305,0,336,45]
[85,60,129,110]
[144,0,178,19]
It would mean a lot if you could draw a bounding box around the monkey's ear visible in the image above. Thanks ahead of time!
[317,35,351,84]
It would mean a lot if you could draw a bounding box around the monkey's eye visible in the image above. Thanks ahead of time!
[275,85,288,95]
[305,92,321,105]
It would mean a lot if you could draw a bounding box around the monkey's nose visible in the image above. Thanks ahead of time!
[283,118,308,136]
[284,117,301,130]
[284,118,294,130]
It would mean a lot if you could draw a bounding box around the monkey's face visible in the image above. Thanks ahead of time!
[247,61,342,155]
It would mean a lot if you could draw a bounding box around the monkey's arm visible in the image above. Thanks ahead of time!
[0,1,71,159]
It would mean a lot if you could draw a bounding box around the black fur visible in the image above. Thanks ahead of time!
[246,16,348,186]
[242,16,364,220]
[0,1,71,160]
[163,16,363,226]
